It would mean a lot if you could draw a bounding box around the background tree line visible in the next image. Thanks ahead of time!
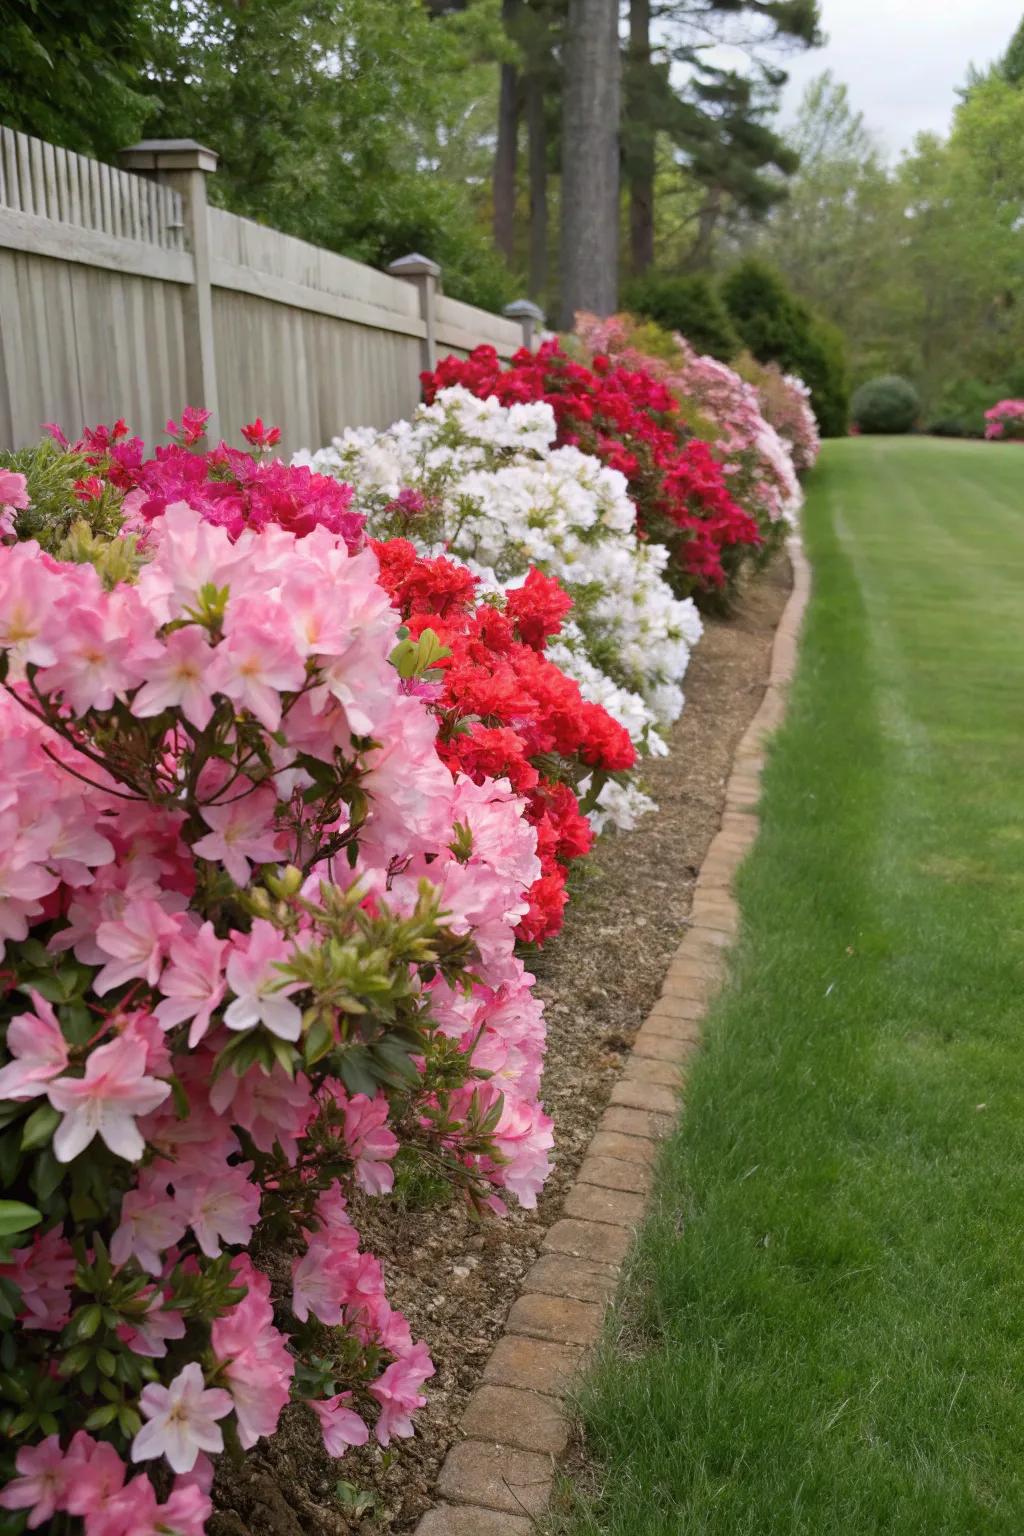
[0,0,820,318]
[736,20,1024,429]
[4,1,1020,433]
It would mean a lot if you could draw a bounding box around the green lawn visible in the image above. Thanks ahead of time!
[558,437,1024,1535]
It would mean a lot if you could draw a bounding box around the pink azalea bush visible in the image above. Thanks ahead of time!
[574,313,809,539]
[0,423,554,1531]
[733,354,820,474]
[984,399,1024,441]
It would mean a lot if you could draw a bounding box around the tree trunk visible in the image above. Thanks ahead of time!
[493,0,521,264]
[558,0,621,327]
[686,185,724,271]
[526,66,548,300]
[627,0,654,276]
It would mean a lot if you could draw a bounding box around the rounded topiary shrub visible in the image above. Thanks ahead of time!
[851,375,920,435]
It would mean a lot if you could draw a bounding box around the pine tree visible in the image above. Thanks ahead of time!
[625,0,820,275]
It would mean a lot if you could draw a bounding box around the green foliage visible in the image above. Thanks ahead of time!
[721,258,849,434]
[746,61,1024,418]
[720,258,806,363]
[850,375,920,434]
[1002,14,1024,84]
[141,0,514,310]
[621,272,739,360]
[0,0,155,158]
[799,317,851,440]
[0,441,122,549]
[927,366,1024,437]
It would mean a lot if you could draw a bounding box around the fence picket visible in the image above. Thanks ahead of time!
[15,132,33,215]
[2,130,18,210]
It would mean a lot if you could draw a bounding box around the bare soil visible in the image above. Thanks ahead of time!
[209,554,792,1536]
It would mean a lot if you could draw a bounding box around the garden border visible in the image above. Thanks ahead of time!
[413,534,813,1535]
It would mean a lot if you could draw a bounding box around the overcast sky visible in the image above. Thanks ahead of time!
[773,0,1023,155]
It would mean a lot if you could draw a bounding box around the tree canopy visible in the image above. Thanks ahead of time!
[742,37,1024,421]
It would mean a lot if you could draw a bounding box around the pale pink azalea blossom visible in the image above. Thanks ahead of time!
[176,1159,261,1258]
[282,570,353,656]
[119,1009,173,1077]
[173,1451,214,1496]
[0,990,69,1100]
[0,814,61,956]
[84,1468,211,1536]
[45,809,116,887]
[342,1091,399,1195]
[0,468,29,540]
[37,595,161,715]
[0,543,65,666]
[47,1034,171,1163]
[206,616,306,730]
[116,1287,187,1359]
[207,1060,311,1158]
[111,1177,188,1275]
[0,1434,68,1527]
[310,1391,370,1455]
[211,1255,295,1449]
[154,920,228,1044]
[132,1361,233,1474]
[135,500,248,624]
[290,1229,359,1326]
[131,625,218,729]
[154,1482,213,1534]
[0,1226,75,1331]
[80,1473,159,1536]
[93,898,183,995]
[62,1431,127,1516]
[192,785,280,885]
[369,1341,435,1444]
[223,920,302,1041]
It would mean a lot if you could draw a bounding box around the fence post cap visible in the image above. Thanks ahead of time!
[503,298,545,322]
[119,139,219,174]
[387,253,441,279]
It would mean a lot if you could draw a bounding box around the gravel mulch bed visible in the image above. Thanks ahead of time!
[210,553,792,1536]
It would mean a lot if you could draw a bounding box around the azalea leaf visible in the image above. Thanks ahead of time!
[0,1201,42,1239]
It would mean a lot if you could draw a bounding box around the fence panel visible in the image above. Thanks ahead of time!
[0,126,537,453]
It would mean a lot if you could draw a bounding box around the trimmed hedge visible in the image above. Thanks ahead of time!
[720,259,850,438]
[851,375,920,435]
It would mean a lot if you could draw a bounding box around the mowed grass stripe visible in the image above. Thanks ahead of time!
[557,438,1024,1536]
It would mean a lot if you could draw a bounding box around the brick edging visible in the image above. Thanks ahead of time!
[415,536,813,1535]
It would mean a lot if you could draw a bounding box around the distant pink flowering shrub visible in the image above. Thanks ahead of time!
[733,353,820,474]
[0,430,553,1529]
[984,399,1024,441]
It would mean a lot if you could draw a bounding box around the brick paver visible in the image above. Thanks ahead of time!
[436,1441,552,1516]
[562,1181,647,1227]
[598,1105,674,1141]
[460,1383,570,1454]
[608,1078,679,1115]
[578,1152,653,1194]
[505,1292,604,1346]
[540,1216,633,1266]
[482,1334,585,1396]
[587,1128,658,1165]
[630,1028,695,1062]
[522,1252,620,1302]
[415,1505,534,1535]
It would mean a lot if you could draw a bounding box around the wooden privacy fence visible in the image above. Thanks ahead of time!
[0,127,544,455]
